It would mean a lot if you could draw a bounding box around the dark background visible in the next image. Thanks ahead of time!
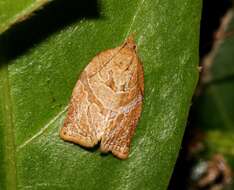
[168,0,233,189]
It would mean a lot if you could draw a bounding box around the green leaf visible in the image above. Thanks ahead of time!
[0,0,201,189]
[0,0,51,33]
[195,10,234,169]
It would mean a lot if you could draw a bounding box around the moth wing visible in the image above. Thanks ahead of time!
[99,42,144,159]
[61,37,144,158]
[84,46,122,78]
[137,59,144,95]
[60,80,99,147]
[60,46,122,148]
[100,98,143,159]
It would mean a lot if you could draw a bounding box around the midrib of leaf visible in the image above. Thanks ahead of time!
[0,64,17,190]
[124,0,145,38]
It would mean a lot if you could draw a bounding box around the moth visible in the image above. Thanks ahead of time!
[60,37,144,159]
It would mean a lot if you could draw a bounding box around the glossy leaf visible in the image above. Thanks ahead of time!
[0,0,51,33]
[0,0,201,189]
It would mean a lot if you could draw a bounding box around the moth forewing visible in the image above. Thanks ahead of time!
[60,37,144,159]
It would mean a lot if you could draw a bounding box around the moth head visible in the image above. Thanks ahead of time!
[125,36,137,51]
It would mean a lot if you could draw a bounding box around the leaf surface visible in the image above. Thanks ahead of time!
[0,0,51,33]
[0,0,201,189]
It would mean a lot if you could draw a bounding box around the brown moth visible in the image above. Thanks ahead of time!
[60,37,144,159]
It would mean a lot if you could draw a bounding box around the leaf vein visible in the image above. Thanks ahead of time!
[16,106,68,151]
[125,0,146,38]
[0,64,17,190]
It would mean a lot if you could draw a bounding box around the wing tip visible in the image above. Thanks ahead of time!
[112,150,129,160]
[100,144,130,160]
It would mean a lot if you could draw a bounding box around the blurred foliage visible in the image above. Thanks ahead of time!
[192,8,234,190]
[196,9,234,167]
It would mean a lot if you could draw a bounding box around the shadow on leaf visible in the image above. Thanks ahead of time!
[0,0,100,63]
